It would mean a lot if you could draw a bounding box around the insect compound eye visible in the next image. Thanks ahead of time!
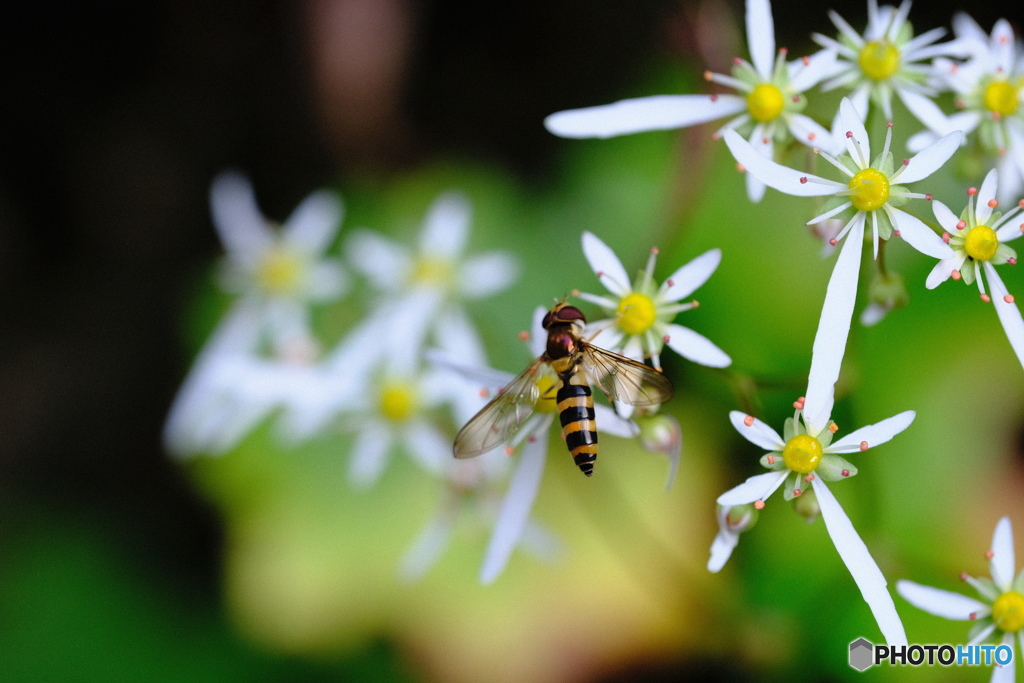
[554,305,586,324]
[541,311,554,329]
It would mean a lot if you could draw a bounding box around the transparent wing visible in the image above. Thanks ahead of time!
[453,359,546,459]
[580,343,674,407]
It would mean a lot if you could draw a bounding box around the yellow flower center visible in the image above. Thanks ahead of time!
[992,591,1024,633]
[858,40,901,81]
[964,224,999,261]
[410,257,455,288]
[983,80,1020,117]
[848,168,891,212]
[379,382,417,423]
[782,434,824,474]
[534,374,559,413]
[258,246,302,295]
[617,293,657,335]
[747,84,785,123]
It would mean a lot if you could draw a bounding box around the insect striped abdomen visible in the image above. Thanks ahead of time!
[557,371,598,476]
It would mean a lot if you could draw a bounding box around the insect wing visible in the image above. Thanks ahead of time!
[453,359,545,458]
[580,343,673,407]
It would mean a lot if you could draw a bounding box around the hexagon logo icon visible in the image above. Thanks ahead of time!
[849,638,874,671]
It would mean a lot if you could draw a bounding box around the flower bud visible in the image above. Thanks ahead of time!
[793,488,820,522]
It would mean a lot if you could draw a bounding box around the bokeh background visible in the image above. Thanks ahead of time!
[2,1,1024,681]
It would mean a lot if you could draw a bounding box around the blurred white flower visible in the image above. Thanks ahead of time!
[211,171,347,344]
[545,0,840,201]
[718,345,914,644]
[897,517,1024,681]
[345,191,519,355]
[909,16,1024,205]
[927,170,1024,369]
[577,231,730,373]
[812,0,970,121]
[163,301,325,457]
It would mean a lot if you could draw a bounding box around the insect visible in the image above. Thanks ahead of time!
[453,303,674,476]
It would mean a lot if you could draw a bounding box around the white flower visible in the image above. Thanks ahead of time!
[345,191,519,355]
[812,0,970,121]
[210,171,346,344]
[909,17,1024,205]
[578,231,731,373]
[718,358,914,644]
[897,517,1024,682]
[163,300,324,457]
[434,307,637,583]
[544,0,840,201]
[926,169,1024,369]
[725,98,958,399]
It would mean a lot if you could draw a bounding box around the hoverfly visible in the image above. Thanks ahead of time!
[453,303,673,476]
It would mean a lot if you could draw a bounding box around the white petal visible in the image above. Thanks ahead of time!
[804,215,864,434]
[839,98,871,161]
[399,514,455,582]
[898,89,956,137]
[708,508,741,573]
[993,19,1015,72]
[708,528,739,573]
[459,252,520,298]
[932,199,960,231]
[992,632,1016,683]
[990,516,1016,592]
[163,300,264,456]
[895,580,989,620]
[349,422,392,487]
[896,131,964,184]
[828,410,915,452]
[345,229,410,289]
[209,171,272,257]
[593,403,640,438]
[529,306,548,357]
[545,94,748,139]
[906,129,937,153]
[860,302,887,327]
[925,258,956,290]
[976,169,1000,225]
[661,249,722,302]
[717,470,788,506]
[728,410,785,450]
[664,323,731,367]
[581,231,632,296]
[986,265,1024,372]
[723,130,843,197]
[746,164,767,203]
[745,0,775,80]
[787,113,843,154]
[890,208,955,259]
[402,420,453,475]
[284,190,343,254]
[812,477,908,646]
[789,49,840,93]
[479,433,548,584]
[434,307,488,368]
[952,12,987,45]
[420,192,471,258]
